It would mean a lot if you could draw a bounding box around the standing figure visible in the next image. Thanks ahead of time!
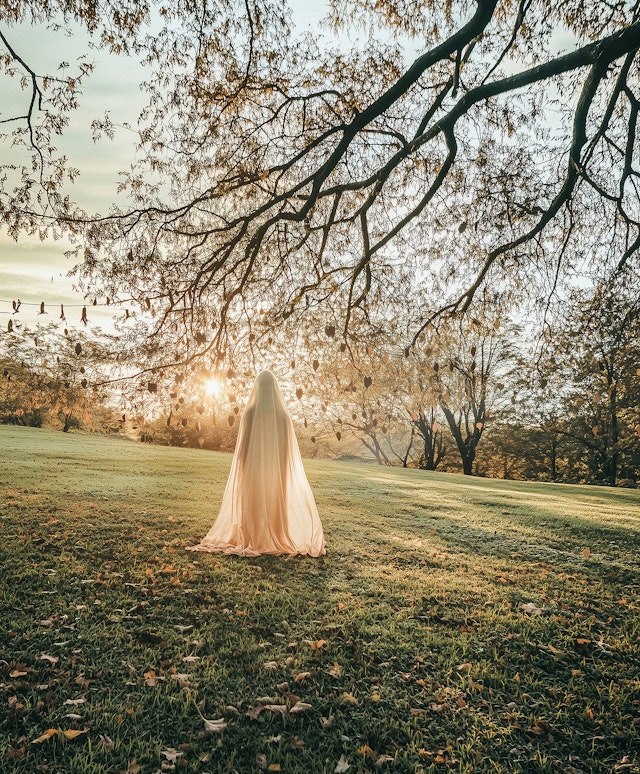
[189,371,325,556]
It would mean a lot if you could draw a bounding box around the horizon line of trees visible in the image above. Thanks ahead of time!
[2,283,639,487]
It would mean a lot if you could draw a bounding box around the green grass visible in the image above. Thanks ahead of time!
[1,425,639,774]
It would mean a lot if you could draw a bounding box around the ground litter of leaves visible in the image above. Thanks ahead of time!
[1,425,639,774]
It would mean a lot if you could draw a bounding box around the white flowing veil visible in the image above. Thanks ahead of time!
[189,371,325,556]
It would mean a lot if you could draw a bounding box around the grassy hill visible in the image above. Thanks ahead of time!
[1,425,639,773]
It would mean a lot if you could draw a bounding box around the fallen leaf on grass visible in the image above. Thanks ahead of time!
[267,765,281,772]
[528,718,550,736]
[304,639,326,651]
[521,602,543,616]
[289,701,312,714]
[582,548,591,558]
[341,692,359,706]
[327,662,341,678]
[39,654,59,664]
[64,698,86,705]
[182,655,200,663]
[32,728,89,744]
[375,755,394,767]
[143,670,161,687]
[294,672,311,683]
[357,744,376,759]
[203,718,227,734]
[174,625,193,634]
[456,663,472,673]
[32,729,57,744]
[320,715,335,729]
[263,661,279,671]
[65,713,82,720]
[335,755,350,773]
[9,669,28,678]
[161,748,183,763]
[98,734,114,751]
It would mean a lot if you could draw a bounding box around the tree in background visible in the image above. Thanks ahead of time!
[429,314,516,475]
[539,284,640,485]
[0,323,119,431]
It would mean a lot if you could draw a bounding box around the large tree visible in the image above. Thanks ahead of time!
[1,0,639,368]
[538,283,640,485]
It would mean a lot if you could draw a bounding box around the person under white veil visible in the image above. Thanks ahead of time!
[188,371,325,557]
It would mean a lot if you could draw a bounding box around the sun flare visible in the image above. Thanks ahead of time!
[204,378,222,398]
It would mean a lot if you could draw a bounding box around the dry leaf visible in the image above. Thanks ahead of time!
[39,654,59,664]
[341,692,359,706]
[294,672,311,683]
[335,755,350,773]
[246,705,266,720]
[375,755,395,767]
[161,748,183,763]
[64,698,86,705]
[263,661,279,671]
[320,715,335,729]
[98,734,114,751]
[456,663,472,673]
[143,670,158,687]
[304,639,326,651]
[268,765,281,772]
[289,701,312,714]
[521,602,543,616]
[582,548,591,558]
[32,729,57,744]
[528,718,549,736]
[327,662,341,678]
[203,718,227,734]
[9,669,28,678]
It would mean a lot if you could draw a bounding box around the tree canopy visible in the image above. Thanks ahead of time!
[1,0,639,367]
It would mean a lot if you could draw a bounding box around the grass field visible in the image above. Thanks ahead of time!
[1,425,639,774]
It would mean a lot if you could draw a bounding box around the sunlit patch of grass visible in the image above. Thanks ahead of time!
[1,425,639,773]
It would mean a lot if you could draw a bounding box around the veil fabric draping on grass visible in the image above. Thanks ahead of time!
[188,371,325,556]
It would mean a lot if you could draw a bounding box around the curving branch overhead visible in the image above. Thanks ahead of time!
[1,0,640,364]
